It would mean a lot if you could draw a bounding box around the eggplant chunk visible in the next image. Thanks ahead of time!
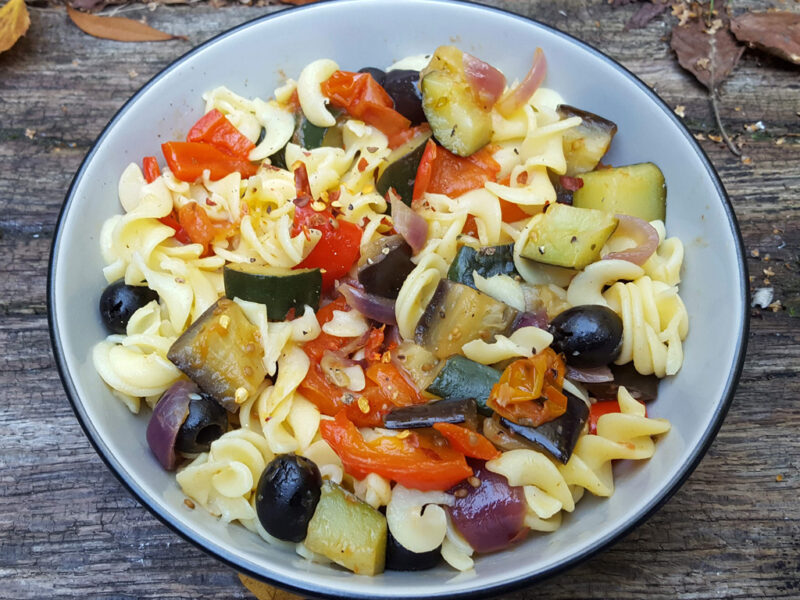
[167,298,266,412]
[357,235,415,299]
[414,279,518,360]
[421,46,492,157]
[557,104,618,176]
[499,392,589,464]
[583,363,659,403]
[375,132,430,206]
[383,398,478,430]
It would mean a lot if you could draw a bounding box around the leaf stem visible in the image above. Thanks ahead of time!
[710,90,741,156]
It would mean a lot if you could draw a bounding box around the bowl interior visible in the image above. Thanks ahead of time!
[50,0,747,597]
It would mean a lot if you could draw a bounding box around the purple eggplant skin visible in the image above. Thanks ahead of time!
[357,235,415,299]
[583,362,659,403]
[383,398,478,430]
[499,391,589,464]
[447,461,527,554]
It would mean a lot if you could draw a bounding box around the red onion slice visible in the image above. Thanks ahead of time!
[339,283,398,326]
[146,380,197,471]
[512,309,549,331]
[566,364,614,383]
[495,48,547,118]
[448,461,528,554]
[602,214,659,266]
[463,52,507,110]
[390,193,427,254]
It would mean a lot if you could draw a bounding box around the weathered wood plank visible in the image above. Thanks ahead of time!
[1,0,798,599]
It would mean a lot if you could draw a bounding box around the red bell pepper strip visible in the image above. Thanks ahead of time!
[186,109,255,159]
[432,422,501,461]
[588,400,647,435]
[412,139,500,206]
[175,201,234,255]
[161,141,258,182]
[320,411,473,491]
[321,71,412,146]
[158,212,192,245]
[142,156,161,183]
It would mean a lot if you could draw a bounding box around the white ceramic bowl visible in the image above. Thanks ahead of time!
[49,0,749,597]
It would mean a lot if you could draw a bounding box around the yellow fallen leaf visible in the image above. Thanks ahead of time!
[0,0,30,54]
[66,5,186,42]
[237,573,304,600]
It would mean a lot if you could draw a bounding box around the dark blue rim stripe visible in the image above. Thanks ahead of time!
[47,0,750,598]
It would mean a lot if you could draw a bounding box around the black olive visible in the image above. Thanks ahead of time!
[256,454,322,542]
[99,279,159,334]
[382,69,425,125]
[549,305,623,368]
[385,529,441,571]
[174,391,228,454]
[358,66,386,86]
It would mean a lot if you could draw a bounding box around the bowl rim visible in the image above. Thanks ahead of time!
[47,0,750,597]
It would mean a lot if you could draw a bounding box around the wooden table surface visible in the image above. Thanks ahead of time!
[2,0,798,598]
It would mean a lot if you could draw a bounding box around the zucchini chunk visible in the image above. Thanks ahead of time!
[292,112,344,150]
[520,203,618,270]
[167,298,266,412]
[375,130,431,205]
[420,46,493,157]
[426,355,501,416]
[304,481,387,576]
[357,235,415,299]
[414,279,517,359]
[572,162,666,222]
[223,264,321,320]
[557,105,618,176]
[447,243,518,289]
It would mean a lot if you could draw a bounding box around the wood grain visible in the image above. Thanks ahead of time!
[1,1,798,599]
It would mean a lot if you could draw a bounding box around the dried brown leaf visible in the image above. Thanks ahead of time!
[238,574,304,600]
[0,0,31,54]
[731,11,800,65]
[70,0,107,11]
[624,2,668,30]
[670,18,744,90]
[66,5,186,42]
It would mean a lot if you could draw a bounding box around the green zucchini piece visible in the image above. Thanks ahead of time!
[427,355,501,416]
[414,279,517,360]
[572,162,667,222]
[519,203,618,270]
[447,244,518,289]
[557,105,618,176]
[420,46,493,157]
[167,298,266,412]
[223,264,321,320]
[304,481,387,576]
[375,133,430,205]
[292,112,344,150]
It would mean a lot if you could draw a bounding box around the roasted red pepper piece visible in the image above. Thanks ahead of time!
[432,422,501,461]
[158,212,192,245]
[186,109,255,159]
[588,399,647,434]
[320,411,473,491]
[161,141,258,182]
[142,156,161,183]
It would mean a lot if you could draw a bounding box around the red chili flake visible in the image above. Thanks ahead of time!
[301,225,311,241]
[205,197,217,206]
[559,175,584,192]
[516,171,528,185]
[357,157,369,172]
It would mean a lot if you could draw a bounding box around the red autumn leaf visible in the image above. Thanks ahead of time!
[670,17,745,91]
[731,11,800,66]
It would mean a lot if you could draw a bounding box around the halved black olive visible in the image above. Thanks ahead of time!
[99,279,159,334]
[256,454,322,542]
[358,66,386,86]
[174,391,228,454]
[385,529,441,571]
[549,305,623,367]
[382,69,425,125]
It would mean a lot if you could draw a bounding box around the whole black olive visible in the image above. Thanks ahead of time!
[99,279,159,334]
[385,529,441,571]
[174,391,228,454]
[549,305,624,367]
[358,66,386,86]
[256,454,322,542]
[381,69,425,125]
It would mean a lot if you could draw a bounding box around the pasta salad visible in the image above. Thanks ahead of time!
[93,46,688,575]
